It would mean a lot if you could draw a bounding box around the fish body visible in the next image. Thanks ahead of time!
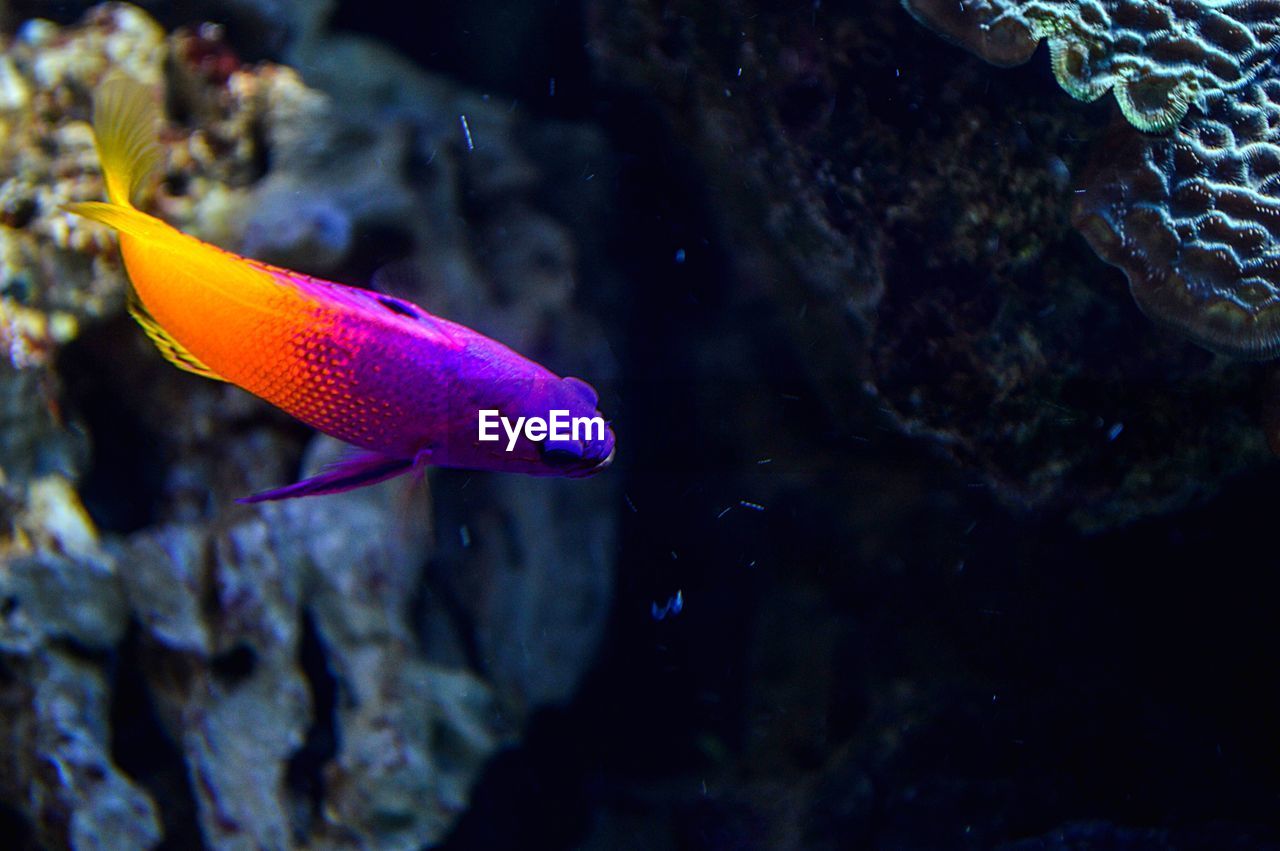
[65,77,614,501]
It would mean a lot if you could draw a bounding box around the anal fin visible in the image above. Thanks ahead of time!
[127,291,226,381]
[237,450,416,503]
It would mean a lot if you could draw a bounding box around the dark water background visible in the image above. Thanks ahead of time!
[360,3,1280,848]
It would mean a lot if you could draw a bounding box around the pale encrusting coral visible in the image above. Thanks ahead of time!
[0,3,619,848]
[903,0,1280,359]
[1075,75,1280,359]
[901,0,1280,133]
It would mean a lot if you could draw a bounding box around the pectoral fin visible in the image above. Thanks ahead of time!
[237,450,416,503]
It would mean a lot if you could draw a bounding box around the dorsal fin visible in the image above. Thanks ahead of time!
[126,291,227,381]
[241,258,462,350]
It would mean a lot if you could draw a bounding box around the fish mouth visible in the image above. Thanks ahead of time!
[572,445,615,477]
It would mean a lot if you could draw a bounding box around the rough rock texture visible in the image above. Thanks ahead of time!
[0,477,160,851]
[0,3,620,848]
[588,0,1269,526]
[903,0,1280,358]
[121,438,498,850]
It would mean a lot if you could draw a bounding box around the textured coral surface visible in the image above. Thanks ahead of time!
[1077,76,1280,358]
[904,0,1280,358]
[901,0,1280,132]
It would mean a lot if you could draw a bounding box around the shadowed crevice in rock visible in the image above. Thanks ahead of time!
[57,318,168,534]
[208,642,257,686]
[0,802,35,851]
[283,609,338,843]
[108,624,205,851]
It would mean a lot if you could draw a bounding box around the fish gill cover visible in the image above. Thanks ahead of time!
[902,0,1280,358]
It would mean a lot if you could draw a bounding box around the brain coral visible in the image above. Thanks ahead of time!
[1075,77,1280,358]
[904,0,1280,358]
[901,0,1280,132]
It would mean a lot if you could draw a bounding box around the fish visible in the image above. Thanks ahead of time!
[64,76,615,502]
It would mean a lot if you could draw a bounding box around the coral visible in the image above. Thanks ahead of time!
[588,0,1271,525]
[902,0,1280,357]
[900,0,1280,133]
[1075,79,1280,358]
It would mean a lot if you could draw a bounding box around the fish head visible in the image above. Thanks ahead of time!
[463,373,615,477]
[533,376,615,477]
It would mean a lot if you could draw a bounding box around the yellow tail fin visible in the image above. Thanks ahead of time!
[88,75,162,208]
[61,201,169,239]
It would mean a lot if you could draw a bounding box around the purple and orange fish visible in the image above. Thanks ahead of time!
[65,76,614,502]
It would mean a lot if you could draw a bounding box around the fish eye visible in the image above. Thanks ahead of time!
[540,438,583,466]
[375,295,419,318]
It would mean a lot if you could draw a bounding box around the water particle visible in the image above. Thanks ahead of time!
[739,500,765,511]
[459,114,474,151]
[651,590,684,620]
